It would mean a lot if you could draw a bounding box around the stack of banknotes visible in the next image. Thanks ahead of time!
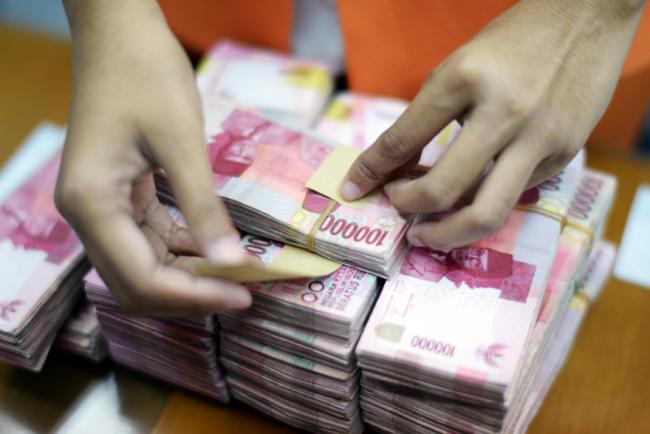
[54,298,107,362]
[84,270,229,402]
[0,152,87,371]
[156,100,412,277]
[356,166,616,433]
[511,240,616,433]
[316,91,462,165]
[218,234,379,434]
[197,40,333,127]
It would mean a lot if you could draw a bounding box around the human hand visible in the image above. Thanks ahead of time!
[342,0,645,250]
[57,0,251,315]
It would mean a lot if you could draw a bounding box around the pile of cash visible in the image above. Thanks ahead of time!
[54,298,108,362]
[0,40,623,434]
[197,40,333,127]
[356,167,616,433]
[0,152,87,371]
[84,270,229,402]
[219,234,379,434]
[157,100,412,277]
[511,241,616,433]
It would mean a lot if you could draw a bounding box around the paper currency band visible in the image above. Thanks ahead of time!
[306,198,337,252]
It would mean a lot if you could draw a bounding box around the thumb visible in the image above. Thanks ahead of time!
[341,70,466,201]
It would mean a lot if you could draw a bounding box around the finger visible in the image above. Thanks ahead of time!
[341,68,471,201]
[132,172,197,254]
[82,207,250,315]
[127,264,251,316]
[383,108,515,214]
[145,120,246,264]
[407,141,540,250]
[143,199,197,254]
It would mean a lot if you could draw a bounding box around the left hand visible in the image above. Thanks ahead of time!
[342,0,645,250]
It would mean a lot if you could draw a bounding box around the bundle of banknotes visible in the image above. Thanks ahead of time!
[219,234,379,434]
[84,270,229,402]
[197,40,333,127]
[54,298,108,362]
[510,240,616,433]
[156,99,412,277]
[356,167,617,433]
[316,91,462,165]
[0,151,87,371]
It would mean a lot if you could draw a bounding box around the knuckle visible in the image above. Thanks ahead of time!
[500,94,531,120]
[376,127,416,162]
[453,52,483,87]
[355,153,384,183]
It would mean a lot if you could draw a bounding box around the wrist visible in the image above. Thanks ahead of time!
[63,0,167,44]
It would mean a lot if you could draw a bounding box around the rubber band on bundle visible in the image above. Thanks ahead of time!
[306,198,337,252]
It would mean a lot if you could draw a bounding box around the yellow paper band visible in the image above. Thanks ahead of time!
[196,243,341,282]
[306,198,336,252]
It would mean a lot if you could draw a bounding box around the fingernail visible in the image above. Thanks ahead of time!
[341,181,362,201]
[206,234,247,264]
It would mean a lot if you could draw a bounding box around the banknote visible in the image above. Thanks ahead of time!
[316,91,462,165]
[55,299,107,362]
[0,150,86,371]
[219,313,356,367]
[357,167,617,433]
[356,206,563,409]
[236,233,378,334]
[154,100,413,277]
[509,241,616,433]
[228,375,363,434]
[221,333,351,382]
[0,153,84,334]
[197,40,333,127]
[500,170,616,431]
[84,270,229,402]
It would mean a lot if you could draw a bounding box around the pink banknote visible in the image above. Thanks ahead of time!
[198,101,410,276]
[0,154,83,334]
[240,234,378,326]
[356,206,562,405]
[315,92,462,165]
[197,40,333,126]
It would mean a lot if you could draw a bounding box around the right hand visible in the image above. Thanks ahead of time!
[57,0,251,315]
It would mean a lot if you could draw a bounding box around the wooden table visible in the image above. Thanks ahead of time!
[1,25,649,434]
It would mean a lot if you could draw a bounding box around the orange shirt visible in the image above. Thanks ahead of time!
[158,0,650,150]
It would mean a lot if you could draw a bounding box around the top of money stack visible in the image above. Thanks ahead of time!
[197,40,334,127]
[0,154,84,336]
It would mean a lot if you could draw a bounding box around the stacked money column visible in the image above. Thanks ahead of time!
[84,269,229,402]
[219,237,379,434]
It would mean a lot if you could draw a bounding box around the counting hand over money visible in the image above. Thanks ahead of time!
[57,0,251,315]
[342,0,645,251]
[56,0,645,317]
